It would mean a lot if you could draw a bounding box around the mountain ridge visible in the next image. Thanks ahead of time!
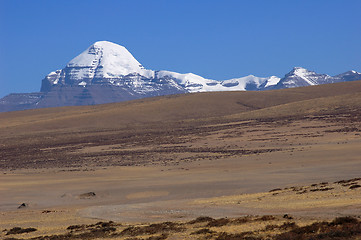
[1,41,360,112]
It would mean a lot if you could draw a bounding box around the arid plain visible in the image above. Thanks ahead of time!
[1,81,361,239]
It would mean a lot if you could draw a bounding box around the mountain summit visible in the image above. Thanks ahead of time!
[275,67,331,88]
[41,41,154,92]
[274,67,361,89]
[66,41,152,79]
[1,41,360,112]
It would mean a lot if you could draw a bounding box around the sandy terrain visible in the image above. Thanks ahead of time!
[1,117,361,239]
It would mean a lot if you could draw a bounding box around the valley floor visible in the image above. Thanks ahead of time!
[1,111,361,239]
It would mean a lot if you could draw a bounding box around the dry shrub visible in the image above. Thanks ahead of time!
[349,184,361,190]
[335,178,361,184]
[280,222,298,230]
[269,188,282,192]
[121,222,184,236]
[6,227,37,235]
[232,216,253,224]
[330,216,359,225]
[32,221,117,240]
[206,218,230,227]
[310,187,334,192]
[265,224,279,231]
[67,224,85,231]
[147,233,169,240]
[188,216,214,224]
[275,216,361,240]
[216,231,261,240]
[191,228,216,235]
[256,215,276,221]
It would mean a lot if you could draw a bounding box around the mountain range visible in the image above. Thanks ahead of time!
[1,41,360,112]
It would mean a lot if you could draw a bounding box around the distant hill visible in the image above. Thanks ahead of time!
[1,80,361,134]
[1,80,361,169]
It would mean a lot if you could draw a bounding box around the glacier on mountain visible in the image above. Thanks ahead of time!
[42,41,280,93]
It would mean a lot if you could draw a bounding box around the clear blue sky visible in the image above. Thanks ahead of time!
[0,0,360,97]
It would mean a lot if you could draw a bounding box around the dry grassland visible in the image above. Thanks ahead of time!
[1,81,361,239]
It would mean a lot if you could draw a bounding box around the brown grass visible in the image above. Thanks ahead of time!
[0,81,361,170]
[1,80,361,134]
[1,82,361,239]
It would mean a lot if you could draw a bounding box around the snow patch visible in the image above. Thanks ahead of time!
[157,71,277,92]
[67,41,154,80]
[291,67,318,85]
[78,81,87,86]
[264,76,281,87]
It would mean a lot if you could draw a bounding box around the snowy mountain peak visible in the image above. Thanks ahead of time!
[291,67,312,75]
[342,70,361,75]
[333,70,361,82]
[41,41,155,90]
[66,41,152,79]
[274,67,328,88]
[272,66,361,89]
[292,66,307,71]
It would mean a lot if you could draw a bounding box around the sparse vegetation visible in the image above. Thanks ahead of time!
[349,184,361,190]
[275,217,361,240]
[232,216,253,224]
[206,218,230,227]
[188,216,214,224]
[335,178,361,184]
[269,188,282,192]
[309,187,334,192]
[2,215,361,239]
[121,222,184,236]
[1,80,361,170]
[2,82,361,240]
[256,215,276,221]
[190,228,216,235]
[215,231,258,240]
[6,227,37,235]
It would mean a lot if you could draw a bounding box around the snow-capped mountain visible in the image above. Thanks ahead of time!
[1,41,360,112]
[155,71,280,92]
[41,41,150,88]
[274,67,361,89]
[333,70,361,82]
[274,67,331,88]
[41,41,279,93]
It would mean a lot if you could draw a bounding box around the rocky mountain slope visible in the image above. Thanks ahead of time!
[274,67,361,89]
[1,41,360,112]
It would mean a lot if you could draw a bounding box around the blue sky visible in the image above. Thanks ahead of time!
[0,0,360,97]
